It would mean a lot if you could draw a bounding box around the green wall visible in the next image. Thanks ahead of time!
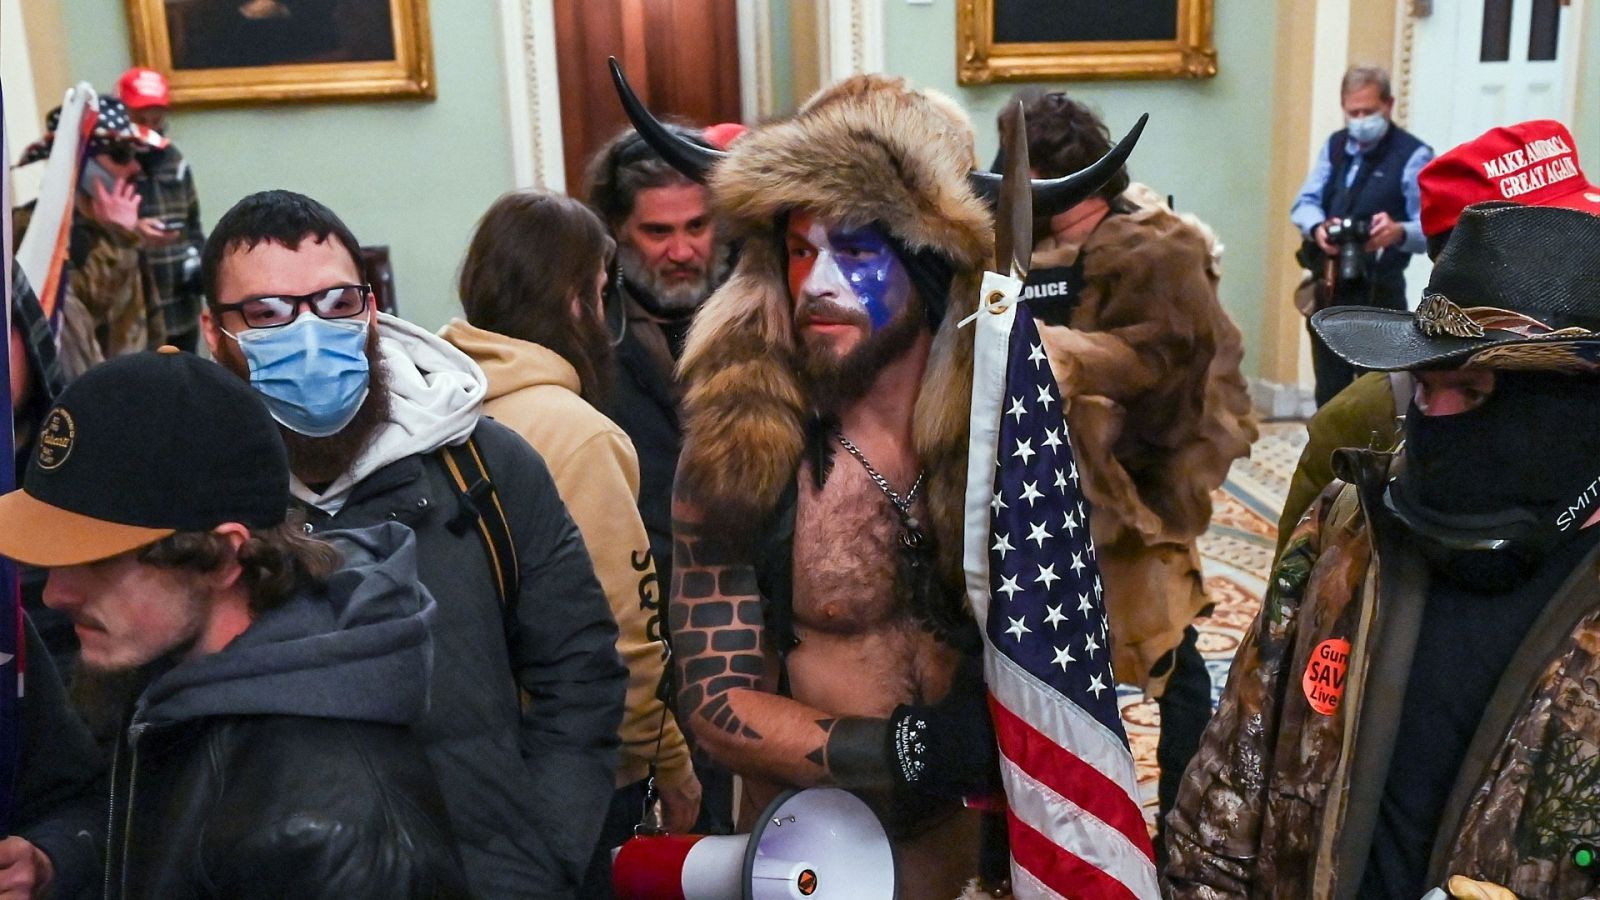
[1577,4,1600,164]
[885,0,1281,377]
[58,1,514,331]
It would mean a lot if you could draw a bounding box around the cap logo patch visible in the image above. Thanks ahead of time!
[1302,638,1350,715]
[36,408,76,471]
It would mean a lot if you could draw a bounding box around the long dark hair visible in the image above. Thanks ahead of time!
[458,191,617,404]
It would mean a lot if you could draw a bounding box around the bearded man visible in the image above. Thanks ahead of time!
[618,70,1135,897]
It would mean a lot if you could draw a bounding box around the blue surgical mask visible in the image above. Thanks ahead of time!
[227,315,371,437]
[1346,113,1390,146]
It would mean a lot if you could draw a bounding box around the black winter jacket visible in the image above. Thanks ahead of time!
[299,418,626,898]
[105,525,466,899]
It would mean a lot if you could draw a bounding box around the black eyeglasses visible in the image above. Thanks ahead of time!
[213,284,372,329]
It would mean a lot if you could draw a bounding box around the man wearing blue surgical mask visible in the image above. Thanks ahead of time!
[200,190,627,900]
[1290,64,1434,406]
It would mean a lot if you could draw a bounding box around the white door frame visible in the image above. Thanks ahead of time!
[2,0,45,204]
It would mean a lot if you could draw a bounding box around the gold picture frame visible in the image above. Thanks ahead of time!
[957,0,1216,84]
[126,0,435,107]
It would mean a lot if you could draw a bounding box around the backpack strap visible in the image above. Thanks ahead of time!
[439,437,520,610]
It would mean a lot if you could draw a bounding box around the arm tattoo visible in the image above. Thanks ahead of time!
[814,718,892,788]
[670,511,766,741]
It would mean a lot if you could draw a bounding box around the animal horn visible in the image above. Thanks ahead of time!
[608,57,727,184]
[968,113,1149,216]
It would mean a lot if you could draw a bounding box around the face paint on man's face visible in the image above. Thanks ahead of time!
[787,212,910,332]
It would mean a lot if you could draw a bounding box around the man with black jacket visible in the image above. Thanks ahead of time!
[200,190,626,898]
[1291,65,1434,406]
[584,127,725,603]
[0,349,466,898]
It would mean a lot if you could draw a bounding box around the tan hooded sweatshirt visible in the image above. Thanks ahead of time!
[439,318,692,792]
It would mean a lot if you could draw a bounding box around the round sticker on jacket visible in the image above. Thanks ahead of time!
[1302,638,1351,715]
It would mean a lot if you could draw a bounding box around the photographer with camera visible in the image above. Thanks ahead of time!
[1291,64,1433,406]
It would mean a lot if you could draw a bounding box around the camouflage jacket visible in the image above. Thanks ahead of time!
[1166,449,1600,900]
[69,216,165,357]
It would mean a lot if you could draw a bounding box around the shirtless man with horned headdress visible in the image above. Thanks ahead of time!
[614,66,1139,898]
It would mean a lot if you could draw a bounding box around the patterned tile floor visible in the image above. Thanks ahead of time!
[1118,420,1309,832]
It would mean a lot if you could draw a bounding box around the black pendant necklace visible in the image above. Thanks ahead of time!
[835,433,927,550]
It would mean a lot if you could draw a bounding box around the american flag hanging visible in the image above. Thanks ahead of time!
[0,77,26,832]
[963,296,1158,899]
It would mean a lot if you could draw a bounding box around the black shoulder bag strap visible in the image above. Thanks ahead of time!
[439,437,521,611]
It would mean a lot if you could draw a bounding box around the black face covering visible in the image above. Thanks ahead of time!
[1386,371,1600,589]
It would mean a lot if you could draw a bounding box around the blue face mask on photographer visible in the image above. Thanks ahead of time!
[226,314,371,437]
[1346,112,1390,146]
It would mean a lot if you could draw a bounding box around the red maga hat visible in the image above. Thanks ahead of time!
[117,67,170,109]
[1420,119,1600,237]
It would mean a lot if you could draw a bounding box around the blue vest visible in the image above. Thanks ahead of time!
[1321,124,1424,278]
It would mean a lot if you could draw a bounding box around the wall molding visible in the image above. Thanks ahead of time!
[821,0,884,84]
[498,0,565,191]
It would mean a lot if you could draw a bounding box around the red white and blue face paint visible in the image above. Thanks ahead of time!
[786,210,911,333]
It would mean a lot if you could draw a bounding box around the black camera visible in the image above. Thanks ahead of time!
[1325,216,1373,285]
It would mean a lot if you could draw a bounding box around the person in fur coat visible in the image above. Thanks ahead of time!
[616,72,1133,898]
[1016,93,1258,839]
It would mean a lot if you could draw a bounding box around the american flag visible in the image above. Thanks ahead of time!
[963,296,1158,899]
[1,77,26,830]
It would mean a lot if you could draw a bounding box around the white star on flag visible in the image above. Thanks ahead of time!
[1019,481,1043,507]
[1035,563,1060,590]
[1085,633,1101,658]
[1094,576,1103,600]
[1006,616,1031,640]
[1007,396,1028,423]
[1044,604,1067,629]
[966,306,1158,894]
[1051,644,1076,670]
[997,574,1023,599]
[992,532,1014,560]
[1087,673,1108,698]
[1027,520,1052,548]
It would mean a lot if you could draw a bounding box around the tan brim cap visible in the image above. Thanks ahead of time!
[0,489,174,567]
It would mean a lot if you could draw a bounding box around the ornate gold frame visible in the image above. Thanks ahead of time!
[957,0,1216,84]
[125,0,435,106]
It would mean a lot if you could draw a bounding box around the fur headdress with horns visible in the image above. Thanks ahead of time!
[675,75,993,596]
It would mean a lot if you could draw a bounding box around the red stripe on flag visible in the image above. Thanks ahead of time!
[990,693,1155,860]
[1009,810,1139,900]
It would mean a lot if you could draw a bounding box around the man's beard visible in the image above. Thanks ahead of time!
[218,328,392,488]
[795,297,925,415]
[617,241,716,312]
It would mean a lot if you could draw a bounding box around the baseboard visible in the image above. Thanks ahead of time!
[1248,377,1316,421]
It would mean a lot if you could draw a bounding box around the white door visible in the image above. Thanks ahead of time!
[1409,0,1588,156]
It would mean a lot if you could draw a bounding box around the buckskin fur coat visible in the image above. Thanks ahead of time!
[1033,185,1257,691]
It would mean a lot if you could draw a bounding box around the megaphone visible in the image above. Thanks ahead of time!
[613,787,897,899]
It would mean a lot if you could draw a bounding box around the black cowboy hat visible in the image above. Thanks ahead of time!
[1311,202,1600,372]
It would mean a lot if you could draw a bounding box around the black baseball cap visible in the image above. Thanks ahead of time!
[0,347,290,566]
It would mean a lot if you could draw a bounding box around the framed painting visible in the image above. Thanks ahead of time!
[957,0,1216,84]
[126,0,435,106]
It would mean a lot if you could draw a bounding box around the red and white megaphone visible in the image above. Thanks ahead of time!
[612,787,897,899]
